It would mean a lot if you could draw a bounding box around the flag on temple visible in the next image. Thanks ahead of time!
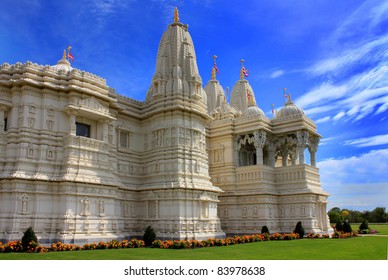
[68,52,74,62]
[213,63,220,74]
[242,66,249,77]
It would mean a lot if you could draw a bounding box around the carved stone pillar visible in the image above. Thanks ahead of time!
[101,119,109,142]
[296,131,309,165]
[234,135,241,167]
[253,130,266,165]
[308,137,320,167]
[280,147,288,166]
[0,108,5,131]
[65,109,78,136]
[267,139,276,167]
[289,148,298,166]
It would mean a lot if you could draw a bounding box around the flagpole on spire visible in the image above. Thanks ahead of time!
[66,46,74,62]
[240,59,249,79]
[212,55,220,80]
[283,87,288,102]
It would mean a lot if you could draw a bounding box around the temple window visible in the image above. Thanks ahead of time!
[119,131,129,148]
[76,122,91,138]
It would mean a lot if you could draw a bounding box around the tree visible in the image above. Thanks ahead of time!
[21,227,38,252]
[330,207,341,213]
[143,226,156,247]
[371,207,387,223]
[341,209,350,220]
[329,211,342,224]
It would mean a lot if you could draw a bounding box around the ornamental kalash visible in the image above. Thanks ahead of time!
[0,8,332,244]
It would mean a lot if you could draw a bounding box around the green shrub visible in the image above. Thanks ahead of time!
[293,221,305,238]
[335,219,343,232]
[342,220,352,233]
[261,225,270,235]
[359,219,369,231]
[21,227,38,252]
[143,226,156,247]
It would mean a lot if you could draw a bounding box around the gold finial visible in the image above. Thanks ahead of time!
[62,50,67,59]
[211,67,216,80]
[174,7,179,22]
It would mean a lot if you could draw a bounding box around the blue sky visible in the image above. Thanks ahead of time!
[1,0,387,211]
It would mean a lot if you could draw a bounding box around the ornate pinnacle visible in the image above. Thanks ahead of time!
[174,7,179,22]
[212,55,217,80]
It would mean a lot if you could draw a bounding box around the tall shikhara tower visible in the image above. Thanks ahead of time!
[140,8,225,240]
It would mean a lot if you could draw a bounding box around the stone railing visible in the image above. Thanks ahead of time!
[274,164,320,183]
[64,135,109,152]
[236,165,275,183]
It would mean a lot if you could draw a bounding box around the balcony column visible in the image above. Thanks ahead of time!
[235,135,242,167]
[308,137,320,167]
[267,139,276,167]
[253,130,266,165]
[296,131,309,165]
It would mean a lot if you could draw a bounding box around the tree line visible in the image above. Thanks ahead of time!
[328,207,388,224]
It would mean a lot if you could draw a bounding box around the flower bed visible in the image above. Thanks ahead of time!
[0,230,359,253]
[152,233,299,249]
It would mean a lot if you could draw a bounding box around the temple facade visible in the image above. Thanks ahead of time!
[0,10,332,244]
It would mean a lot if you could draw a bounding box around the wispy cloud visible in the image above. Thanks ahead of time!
[315,116,330,124]
[293,0,388,124]
[318,149,388,210]
[270,70,284,79]
[343,134,388,147]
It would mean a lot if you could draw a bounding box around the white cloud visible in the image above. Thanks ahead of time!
[319,137,335,145]
[295,0,388,123]
[270,70,284,79]
[332,111,345,121]
[295,82,348,109]
[343,134,388,147]
[318,149,388,210]
[315,116,331,124]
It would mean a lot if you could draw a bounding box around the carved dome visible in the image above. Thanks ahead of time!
[276,99,305,119]
[53,55,71,72]
[241,104,265,118]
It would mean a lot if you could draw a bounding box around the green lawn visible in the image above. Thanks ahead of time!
[1,236,387,260]
[368,223,388,235]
